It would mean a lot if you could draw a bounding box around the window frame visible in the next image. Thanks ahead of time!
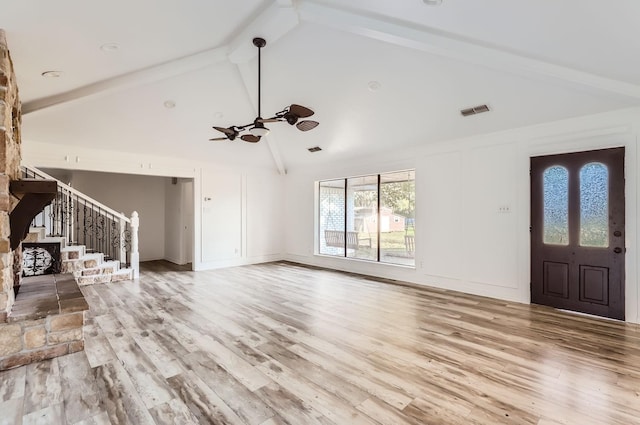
[316,169,415,267]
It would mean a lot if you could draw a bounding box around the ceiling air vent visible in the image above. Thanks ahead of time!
[308,146,322,153]
[460,104,490,117]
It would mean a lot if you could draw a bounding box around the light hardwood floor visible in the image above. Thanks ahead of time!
[1,260,640,425]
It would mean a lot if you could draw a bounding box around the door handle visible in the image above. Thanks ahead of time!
[614,247,623,254]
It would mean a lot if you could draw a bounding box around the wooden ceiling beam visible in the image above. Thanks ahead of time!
[297,1,640,101]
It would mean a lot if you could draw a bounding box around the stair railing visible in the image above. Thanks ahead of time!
[20,165,139,278]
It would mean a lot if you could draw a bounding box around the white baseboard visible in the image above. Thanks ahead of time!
[282,253,527,305]
[194,253,284,271]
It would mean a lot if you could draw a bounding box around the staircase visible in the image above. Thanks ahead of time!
[21,166,140,285]
[61,245,133,285]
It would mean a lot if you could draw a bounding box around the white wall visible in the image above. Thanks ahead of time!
[201,169,242,263]
[284,107,640,324]
[246,170,285,259]
[23,107,640,323]
[66,171,168,262]
[197,168,284,269]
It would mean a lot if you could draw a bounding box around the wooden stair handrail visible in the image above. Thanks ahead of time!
[21,165,130,223]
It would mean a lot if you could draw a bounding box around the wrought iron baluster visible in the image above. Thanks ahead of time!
[54,191,60,235]
[97,206,101,256]
[68,191,73,244]
[58,190,62,237]
[91,204,95,252]
[64,190,70,242]
[58,191,62,235]
[101,212,104,255]
[100,208,104,258]
[57,191,62,236]
[112,215,116,261]
[107,214,110,260]
[47,199,51,235]
[75,196,79,245]
[112,216,115,261]
[108,217,112,261]
[51,192,56,236]
[83,202,87,247]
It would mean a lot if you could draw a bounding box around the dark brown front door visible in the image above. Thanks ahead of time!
[531,147,625,320]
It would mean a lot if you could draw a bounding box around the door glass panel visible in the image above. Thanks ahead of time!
[580,162,609,247]
[319,179,345,256]
[346,176,378,261]
[543,166,569,245]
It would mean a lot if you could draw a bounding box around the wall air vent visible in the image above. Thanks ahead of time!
[308,146,322,153]
[460,104,490,117]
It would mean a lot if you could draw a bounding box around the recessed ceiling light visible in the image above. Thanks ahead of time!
[368,81,381,91]
[41,71,62,78]
[164,100,176,109]
[100,43,120,52]
[423,0,443,5]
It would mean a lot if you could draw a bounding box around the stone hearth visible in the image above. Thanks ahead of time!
[0,273,88,370]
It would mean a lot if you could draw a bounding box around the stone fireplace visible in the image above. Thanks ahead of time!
[0,29,22,323]
[0,29,87,371]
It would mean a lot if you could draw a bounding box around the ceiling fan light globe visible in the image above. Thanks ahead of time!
[250,126,270,137]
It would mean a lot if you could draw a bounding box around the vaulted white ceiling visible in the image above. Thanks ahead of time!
[3,0,640,173]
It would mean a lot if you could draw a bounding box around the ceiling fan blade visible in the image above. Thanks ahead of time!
[296,120,319,132]
[209,137,228,141]
[213,126,235,136]
[241,134,261,143]
[289,104,314,118]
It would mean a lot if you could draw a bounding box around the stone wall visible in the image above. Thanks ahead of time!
[0,311,84,370]
[0,29,22,322]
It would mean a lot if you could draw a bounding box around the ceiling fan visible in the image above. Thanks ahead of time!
[210,37,319,143]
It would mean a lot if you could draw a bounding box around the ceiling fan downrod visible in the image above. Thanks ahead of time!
[251,37,269,136]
